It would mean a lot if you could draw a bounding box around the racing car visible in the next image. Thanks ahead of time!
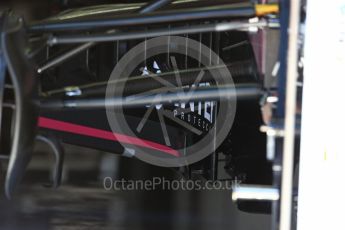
[0,0,282,213]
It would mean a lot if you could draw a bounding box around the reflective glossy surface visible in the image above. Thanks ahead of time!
[0,143,270,230]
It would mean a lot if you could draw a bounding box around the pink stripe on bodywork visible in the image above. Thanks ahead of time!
[38,117,180,157]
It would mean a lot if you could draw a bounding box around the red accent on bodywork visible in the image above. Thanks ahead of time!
[38,117,180,157]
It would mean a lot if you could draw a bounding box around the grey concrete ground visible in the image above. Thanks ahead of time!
[0,144,270,230]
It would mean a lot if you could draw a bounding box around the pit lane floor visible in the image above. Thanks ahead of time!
[0,143,270,230]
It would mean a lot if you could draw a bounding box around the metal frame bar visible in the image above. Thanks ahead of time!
[48,20,267,45]
[279,0,301,229]
[40,85,262,110]
[139,0,173,14]
[43,61,257,96]
[29,3,255,32]
[38,20,266,73]
[37,42,94,73]
[37,0,174,74]
[36,135,65,188]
